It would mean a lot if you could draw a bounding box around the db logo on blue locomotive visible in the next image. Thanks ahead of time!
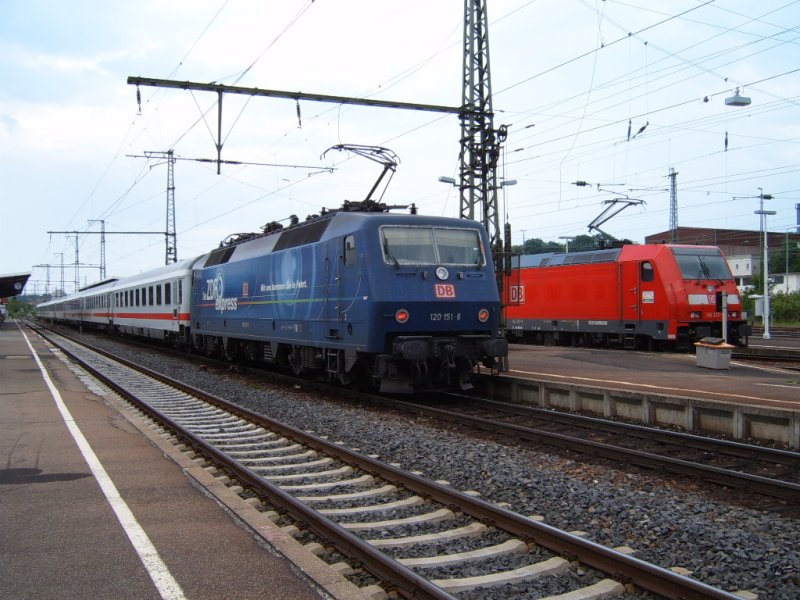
[434,283,456,298]
[203,272,238,312]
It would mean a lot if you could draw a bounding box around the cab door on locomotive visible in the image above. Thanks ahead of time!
[324,237,346,339]
[620,259,640,324]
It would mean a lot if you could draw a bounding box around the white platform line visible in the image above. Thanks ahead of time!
[21,328,186,600]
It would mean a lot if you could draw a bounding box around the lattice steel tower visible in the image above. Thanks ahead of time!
[669,168,678,242]
[459,0,506,253]
[165,149,177,264]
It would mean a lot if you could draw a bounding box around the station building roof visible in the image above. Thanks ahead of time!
[645,227,800,258]
[0,273,31,298]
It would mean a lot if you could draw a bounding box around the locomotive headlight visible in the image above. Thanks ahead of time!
[478,308,490,323]
[730,311,738,318]
[690,311,701,319]
[435,266,449,281]
[395,308,410,324]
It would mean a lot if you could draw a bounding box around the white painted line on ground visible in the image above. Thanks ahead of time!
[21,328,186,600]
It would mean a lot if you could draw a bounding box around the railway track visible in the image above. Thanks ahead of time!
[731,347,800,371]
[383,394,800,506]
[29,323,745,600]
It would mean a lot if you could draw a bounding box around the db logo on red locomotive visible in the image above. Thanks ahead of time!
[434,283,456,298]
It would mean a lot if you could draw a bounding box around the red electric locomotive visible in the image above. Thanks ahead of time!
[504,244,751,350]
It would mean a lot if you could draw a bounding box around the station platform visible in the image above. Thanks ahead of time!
[478,342,800,448]
[504,343,799,411]
[0,322,367,600]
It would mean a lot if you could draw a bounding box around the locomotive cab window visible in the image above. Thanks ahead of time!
[641,261,654,282]
[344,234,357,266]
[671,247,733,280]
[436,228,484,265]
[381,226,484,266]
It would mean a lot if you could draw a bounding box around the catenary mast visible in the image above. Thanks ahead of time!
[459,0,506,257]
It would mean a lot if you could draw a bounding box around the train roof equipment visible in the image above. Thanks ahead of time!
[321,144,400,203]
[218,199,418,250]
[587,195,645,248]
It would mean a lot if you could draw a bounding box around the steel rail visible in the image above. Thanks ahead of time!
[36,326,744,600]
[454,395,800,464]
[36,328,451,600]
[389,396,800,502]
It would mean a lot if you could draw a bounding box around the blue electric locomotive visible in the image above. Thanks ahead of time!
[37,201,508,392]
[191,201,507,392]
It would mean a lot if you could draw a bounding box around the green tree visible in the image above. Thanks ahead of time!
[569,234,599,252]
[769,241,800,274]
[511,234,604,255]
[7,297,35,318]
[770,292,800,324]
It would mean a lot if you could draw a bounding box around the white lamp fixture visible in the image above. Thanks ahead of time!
[725,87,751,107]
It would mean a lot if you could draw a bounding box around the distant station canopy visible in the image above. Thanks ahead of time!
[0,272,31,298]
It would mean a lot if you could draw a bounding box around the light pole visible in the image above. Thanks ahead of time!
[559,235,576,253]
[754,189,776,339]
[437,175,516,234]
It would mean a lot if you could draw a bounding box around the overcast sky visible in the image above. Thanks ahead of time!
[2,0,799,294]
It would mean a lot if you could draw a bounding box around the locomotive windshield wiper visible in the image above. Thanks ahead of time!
[698,257,712,279]
[383,241,400,268]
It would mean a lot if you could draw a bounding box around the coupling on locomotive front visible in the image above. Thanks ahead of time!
[191,201,508,392]
[505,243,751,350]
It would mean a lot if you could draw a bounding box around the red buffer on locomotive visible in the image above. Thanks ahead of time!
[504,244,751,350]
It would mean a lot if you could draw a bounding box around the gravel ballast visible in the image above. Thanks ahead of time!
[78,333,800,599]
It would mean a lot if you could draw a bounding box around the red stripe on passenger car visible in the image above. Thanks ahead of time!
[93,312,190,321]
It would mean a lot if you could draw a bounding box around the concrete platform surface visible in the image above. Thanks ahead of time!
[505,343,800,411]
[0,323,366,600]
